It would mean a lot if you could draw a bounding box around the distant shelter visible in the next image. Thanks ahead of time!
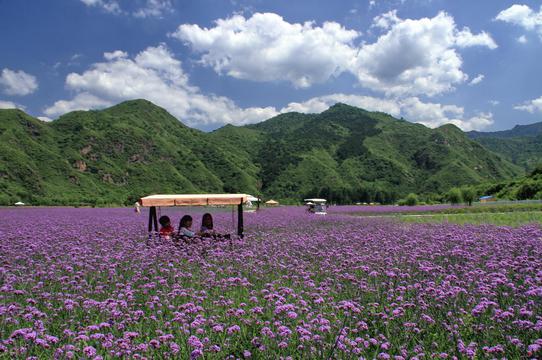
[304,198,327,215]
[479,195,496,203]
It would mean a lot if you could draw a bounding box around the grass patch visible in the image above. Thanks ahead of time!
[349,203,542,217]
[400,211,542,227]
[438,203,542,214]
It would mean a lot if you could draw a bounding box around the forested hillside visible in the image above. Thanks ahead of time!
[0,100,523,205]
[468,122,542,171]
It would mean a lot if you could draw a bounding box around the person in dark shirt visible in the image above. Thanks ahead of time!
[159,215,174,239]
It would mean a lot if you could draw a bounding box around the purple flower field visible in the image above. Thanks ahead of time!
[1,207,542,359]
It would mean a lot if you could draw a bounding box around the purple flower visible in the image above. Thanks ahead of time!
[1,206,541,358]
[227,325,241,335]
[188,335,203,349]
[191,349,203,359]
[528,343,541,355]
[83,346,96,357]
[287,311,298,319]
[170,342,180,354]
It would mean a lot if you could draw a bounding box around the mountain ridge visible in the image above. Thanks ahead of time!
[466,120,542,171]
[0,99,525,205]
[468,121,542,139]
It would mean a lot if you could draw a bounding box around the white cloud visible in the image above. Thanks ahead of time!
[281,94,401,116]
[41,41,493,130]
[133,0,173,18]
[37,116,53,122]
[281,94,492,130]
[80,0,173,18]
[170,12,360,88]
[43,52,492,131]
[103,50,128,60]
[399,97,493,131]
[496,4,542,40]
[455,28,497,49]
[45,93,113,117]
[0,69,38,96]
[68,53,84,66]
[0,100,25,110]
[517,35,528,43]
[79,0,121,14]
[43,45,493,130]
[514,96,542,113]
[372,10,400,29]
[399,97,462,127]
[353,11,497,97]
[468,74,484,86]
[458,112,494,131]
[173,11,496,96]
[43,45,278,126]
[489,100,499,106]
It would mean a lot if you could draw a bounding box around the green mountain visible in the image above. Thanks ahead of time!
[468,121,542,139]
[0,100,259,205]
[214,104,520,202]
[0,100,522,205]
[467,121,542,171]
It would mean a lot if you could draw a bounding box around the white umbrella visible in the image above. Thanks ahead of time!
[246,195,260,202]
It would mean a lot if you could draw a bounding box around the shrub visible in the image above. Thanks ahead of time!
[461,187,476,206]
[0,194,12,206]
[516,181,542,200]
[446,188,463,205]
[404,193,419,206]
[530,164,542,177]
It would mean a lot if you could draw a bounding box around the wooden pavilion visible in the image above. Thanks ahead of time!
[138,194,249,237]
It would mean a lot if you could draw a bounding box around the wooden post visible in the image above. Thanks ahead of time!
[237,203,244,238]
[148,206,158,237]
[153,207,158,233]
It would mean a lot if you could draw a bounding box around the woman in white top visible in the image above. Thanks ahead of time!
[178,215,196,238]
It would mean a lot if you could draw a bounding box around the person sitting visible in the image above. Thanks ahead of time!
[178,215,197,239]
[200,213,216,236]
[200,213,230,240]
[159,215,174,239]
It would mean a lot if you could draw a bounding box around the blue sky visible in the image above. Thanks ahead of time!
[1,0,541,131]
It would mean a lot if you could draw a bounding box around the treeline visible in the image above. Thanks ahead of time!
[397,188,475,207]
[302,185,398,205]
[398,165,542,206]
[0,192,142,207]
[455,167,542,201]
[3,166,540,208]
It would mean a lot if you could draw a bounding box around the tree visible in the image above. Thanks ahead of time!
[446,188,463,205]
[0,194,12,206]
[461,187,476,206]
[404,193,419,206]
[516,181,542,200]
[530,164,542,177]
